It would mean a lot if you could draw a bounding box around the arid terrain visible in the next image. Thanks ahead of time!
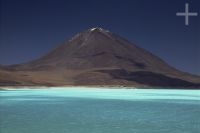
[0,28,200,88]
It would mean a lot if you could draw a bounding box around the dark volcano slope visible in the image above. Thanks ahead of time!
[96,69,200,88]
[0,28,200,88]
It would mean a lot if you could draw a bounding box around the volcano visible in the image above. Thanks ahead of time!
[0,27,200,88]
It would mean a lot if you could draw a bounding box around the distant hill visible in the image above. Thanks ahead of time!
[0,27,200,88]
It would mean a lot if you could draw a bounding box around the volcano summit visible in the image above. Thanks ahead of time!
[0,27,200,88]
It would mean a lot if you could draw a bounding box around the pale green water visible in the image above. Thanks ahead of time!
[0,87,200,133]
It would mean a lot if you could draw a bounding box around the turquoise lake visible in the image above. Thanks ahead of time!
[0,87,200,133]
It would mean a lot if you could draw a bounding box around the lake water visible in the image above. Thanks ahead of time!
[0,87,200,133]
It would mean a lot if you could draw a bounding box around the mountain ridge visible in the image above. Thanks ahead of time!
[0,27,200,88]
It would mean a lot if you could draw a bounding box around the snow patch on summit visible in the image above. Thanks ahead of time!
[90,28,97,31]
[89,27,109,33]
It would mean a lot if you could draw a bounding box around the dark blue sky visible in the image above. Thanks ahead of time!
[0,0,199,75]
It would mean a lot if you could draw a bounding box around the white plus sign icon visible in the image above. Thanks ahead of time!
[176,3,198,25]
